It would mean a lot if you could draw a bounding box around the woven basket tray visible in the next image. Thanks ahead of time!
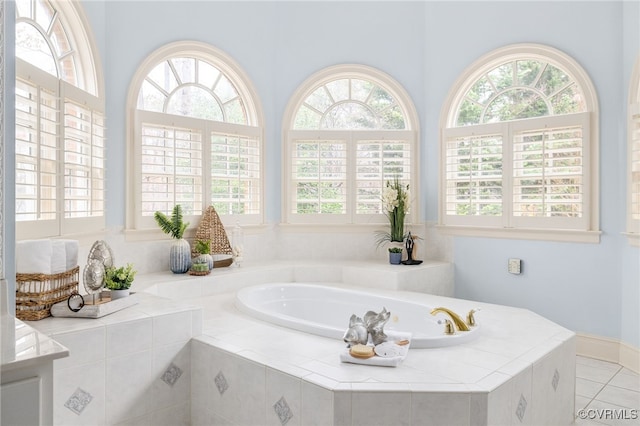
[16,266,80,321]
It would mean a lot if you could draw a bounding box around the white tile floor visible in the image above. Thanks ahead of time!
[574,356,640,425]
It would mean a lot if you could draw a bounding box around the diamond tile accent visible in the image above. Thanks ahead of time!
[64,388,93,415]
[551,368,560,391]
[515,393,527,422]
[161,362,183,387]
[273,396,293,425]
[215,371,229,395]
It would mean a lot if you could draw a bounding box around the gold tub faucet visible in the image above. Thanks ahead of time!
[430,307,471,332]
[466,308,480,327]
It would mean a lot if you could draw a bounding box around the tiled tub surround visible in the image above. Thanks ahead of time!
[137,261,575,426]
[27,261,576,425]
[28,293,202,426]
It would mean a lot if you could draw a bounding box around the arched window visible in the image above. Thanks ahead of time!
[15,0,104,239]
[440,44,599,242]
[283,64,419,225]
[127,41,264,232]
[627,55,640,245]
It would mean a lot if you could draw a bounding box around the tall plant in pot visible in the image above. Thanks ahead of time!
[376,177,410,255]
[154,204,191,274]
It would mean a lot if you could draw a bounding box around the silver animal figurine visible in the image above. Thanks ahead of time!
[343,314,368,347]
[364,307,390,345]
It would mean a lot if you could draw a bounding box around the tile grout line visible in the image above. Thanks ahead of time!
[583,364,624,411]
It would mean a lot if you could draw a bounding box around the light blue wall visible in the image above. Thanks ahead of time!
[100,0,427,225]
[56,1,640,345]
[621,0,640,348]
[425,1,629,342]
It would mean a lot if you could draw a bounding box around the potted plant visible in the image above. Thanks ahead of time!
[104,263,136,299]
[154,204,191,274]
[376,177,410,257]
[388,247,403,265]
[193,239,214,270]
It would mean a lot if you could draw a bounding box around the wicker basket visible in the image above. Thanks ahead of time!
[16,266,80,321]
[192,205,234,268]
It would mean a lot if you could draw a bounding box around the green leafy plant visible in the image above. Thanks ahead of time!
[388,247,403,253]
[154,204,189,239]
[104,263,137,290]
[195,239,210,255]
[193,239,213,270]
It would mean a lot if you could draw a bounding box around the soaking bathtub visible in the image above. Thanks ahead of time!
[133,261,575,425]
[235,282,480,348]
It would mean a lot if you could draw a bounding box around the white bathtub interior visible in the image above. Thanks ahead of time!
[235,282,480,348]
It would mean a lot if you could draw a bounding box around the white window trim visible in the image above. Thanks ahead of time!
[16,62,105,240]
[15,1,105,241]
[53,0,104,97]
[438,43,600,243]
[125,41,265,239]
[626,55,640,247]
[134,109,263,230]
[282,64,420,226]
[284,129,416,225]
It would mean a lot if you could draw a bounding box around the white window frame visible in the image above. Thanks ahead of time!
[439,44,600,243]
[626,55,640,246]
[15,0,105,240]
[282,64,420,228]
[126,41,265,239]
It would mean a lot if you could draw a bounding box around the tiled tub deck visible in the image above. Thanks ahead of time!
[31,261,575,425]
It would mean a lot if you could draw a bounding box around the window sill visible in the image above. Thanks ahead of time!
[277,222,423,234]
[124,224,272,242]
[436,225,601,244]
[16,230,107,246]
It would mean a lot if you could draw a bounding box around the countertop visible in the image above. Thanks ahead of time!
[1,314,69,373]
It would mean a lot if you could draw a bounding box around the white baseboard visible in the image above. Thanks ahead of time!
[577,333,639,373]
[620,341,640,373]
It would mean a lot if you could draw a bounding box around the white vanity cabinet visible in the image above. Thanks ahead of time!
[1,315,69,426]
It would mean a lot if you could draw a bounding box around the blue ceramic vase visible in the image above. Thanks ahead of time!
[170,238,191,273]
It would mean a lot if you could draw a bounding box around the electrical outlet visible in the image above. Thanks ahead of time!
[508,258,522,274]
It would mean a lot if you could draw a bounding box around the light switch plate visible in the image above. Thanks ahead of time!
[508,258,522,274]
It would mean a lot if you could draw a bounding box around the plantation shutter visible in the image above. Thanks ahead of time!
[355,135,411,216]
[442,114,589,231]
[442,123,504,227]
[62,84,105,222]
[290,136,348,220]
[139,119,203,218]
[511,113,589,230]
[211,133,261,215]
[15,75,60,236]
[630,105,640,231]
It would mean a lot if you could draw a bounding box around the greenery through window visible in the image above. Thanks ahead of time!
[294,78,406,130]
[15,0,104,239]
[456,60,585,126]
[133,45,262,227]
[442,45,598,238]
[286,67,416,225]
